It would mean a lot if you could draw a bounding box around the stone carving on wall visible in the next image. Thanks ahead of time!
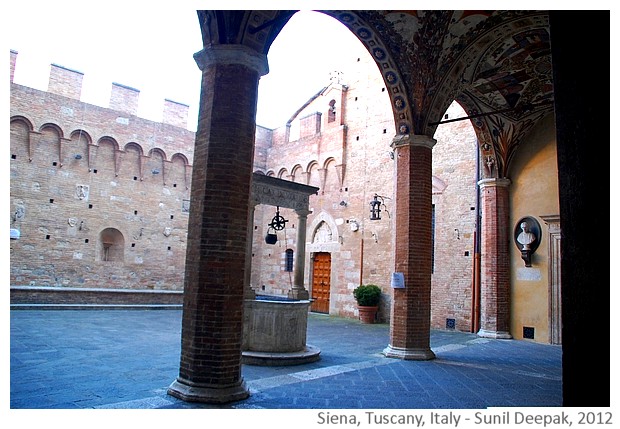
[68,218,78,227]
[313,221,333,243]
[13,203,25,222]
[76,184,90,200]
[163,227,172,237]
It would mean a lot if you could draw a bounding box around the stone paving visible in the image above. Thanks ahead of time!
[10,309,563,411]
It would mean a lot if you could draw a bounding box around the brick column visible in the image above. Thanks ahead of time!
[167,44,268,404]
[288,208,311,300]
[477,178,512,339]
[383,134,436,360]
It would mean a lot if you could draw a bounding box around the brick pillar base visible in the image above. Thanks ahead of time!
[168,45,268,404]
[168,378,249,404]
[383,135,436,361]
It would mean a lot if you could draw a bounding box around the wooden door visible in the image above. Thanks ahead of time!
[311,252,331,313]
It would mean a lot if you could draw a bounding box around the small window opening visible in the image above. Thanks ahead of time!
[328,100,336,123]
[285,249,294,272]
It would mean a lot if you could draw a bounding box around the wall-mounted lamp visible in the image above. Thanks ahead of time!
[339,200,347,207]
[152,169,160,174]
[370,195,382,220]
[454,228,460,240]
[369,194,390,220]
[74,154,82,160]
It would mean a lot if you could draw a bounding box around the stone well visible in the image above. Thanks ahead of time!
[242,295,320,366]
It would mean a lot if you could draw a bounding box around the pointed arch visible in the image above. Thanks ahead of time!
[307,210,341,253]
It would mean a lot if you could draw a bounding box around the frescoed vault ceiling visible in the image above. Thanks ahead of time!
[196,10,556,178]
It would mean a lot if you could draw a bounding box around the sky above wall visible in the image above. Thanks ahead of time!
[6,4,368,131]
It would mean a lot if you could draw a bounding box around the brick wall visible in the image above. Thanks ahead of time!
[251,44,478,329]
[10,52,195,295]
[10,49,479,333]
[48,64,83,100]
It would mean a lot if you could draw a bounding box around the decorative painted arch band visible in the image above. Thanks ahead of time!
[324,11,413,135]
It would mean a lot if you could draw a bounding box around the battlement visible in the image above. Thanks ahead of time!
[9,50,190,129]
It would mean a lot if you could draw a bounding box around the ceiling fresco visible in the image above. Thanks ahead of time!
[197,10,556,178]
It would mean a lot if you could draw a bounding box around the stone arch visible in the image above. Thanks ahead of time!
[96,136,120,177]
[322,157,340,194]
[307,210,341,253]
[10,116,33,162]
[277,167,289,180]
[39,122,64,138]
[307,161,321,190]
[169,152,190,188]
[68,129,92,170]
[120,142,143,180]
[145,148,167,185]
[291,164,304,183]
[96,136,120,151]
[124,141,144,156]
[10,115,33,130]
[35,123,63,165]
[99,227,125,262]
[149,147,168,162]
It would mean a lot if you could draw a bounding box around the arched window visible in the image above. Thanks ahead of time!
[285,248,294,272]
[328,99,336,123]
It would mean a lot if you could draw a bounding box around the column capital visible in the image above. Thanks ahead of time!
[295,208,312,217]
[193,44,269,76]
[477,177,511,188]
[390,134,437,150]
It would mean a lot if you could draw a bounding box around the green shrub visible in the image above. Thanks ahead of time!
[353,284,382,306]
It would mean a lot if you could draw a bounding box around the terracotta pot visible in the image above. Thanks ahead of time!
[357,305,378,323]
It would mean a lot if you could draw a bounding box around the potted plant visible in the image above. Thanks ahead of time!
[353,284,382,323]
